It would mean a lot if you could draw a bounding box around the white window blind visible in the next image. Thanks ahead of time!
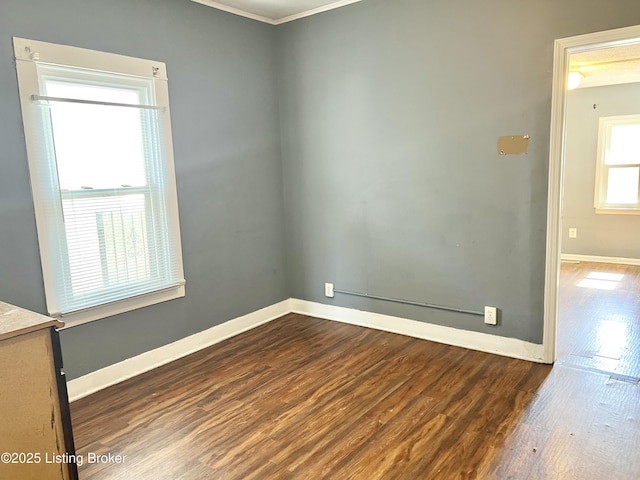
[14,38,185,326]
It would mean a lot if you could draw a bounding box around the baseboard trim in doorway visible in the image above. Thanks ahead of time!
[560,254,640,266]
[290,299,546,363]
[66,299,291,402]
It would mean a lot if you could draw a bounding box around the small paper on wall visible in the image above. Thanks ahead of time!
[497,135,529,155]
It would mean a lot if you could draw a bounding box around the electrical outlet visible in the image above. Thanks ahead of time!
[325,282,334,298]
[484,306,498,325]
[569,228,577,239]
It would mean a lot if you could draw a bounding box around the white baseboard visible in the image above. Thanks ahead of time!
[68,297,547,401]
[66,300,291,402]
[561,254,640,266]
[290,299,546,363]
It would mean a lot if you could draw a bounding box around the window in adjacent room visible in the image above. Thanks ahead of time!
[594,114,640,214]
[14,37,185,326]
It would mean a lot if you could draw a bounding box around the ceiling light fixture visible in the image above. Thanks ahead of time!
[568,71,584,90]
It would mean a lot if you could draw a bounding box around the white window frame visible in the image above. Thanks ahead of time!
[594,114,640,215]
[14,37,185,327]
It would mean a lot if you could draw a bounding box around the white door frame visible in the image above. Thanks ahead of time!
[543,24,640,363]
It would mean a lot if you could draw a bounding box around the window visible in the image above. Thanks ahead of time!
[594,114,640,214]
[14,38,185,326]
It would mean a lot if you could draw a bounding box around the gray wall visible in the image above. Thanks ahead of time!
[277,0,640,344]
[562,82,640,258]
[4,0,640,379]
[0,0,288,379]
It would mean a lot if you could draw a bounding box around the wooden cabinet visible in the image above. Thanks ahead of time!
[0,302,78,480]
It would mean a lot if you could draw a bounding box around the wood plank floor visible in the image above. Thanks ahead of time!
[557,261,640,380]
[70,267,640,479]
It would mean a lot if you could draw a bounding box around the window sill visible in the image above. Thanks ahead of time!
[55,284,185,329]
[595,208,640,215]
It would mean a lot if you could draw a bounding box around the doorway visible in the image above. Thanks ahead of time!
[544,25,640,365]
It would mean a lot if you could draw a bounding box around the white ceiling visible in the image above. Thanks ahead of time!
[571,43,640,89]
[191,0,364,24]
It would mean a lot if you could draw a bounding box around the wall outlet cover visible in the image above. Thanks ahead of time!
[484,306,498,325]
[325,283,334,298]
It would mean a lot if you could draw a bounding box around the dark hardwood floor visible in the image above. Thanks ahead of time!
[70,264,640,479]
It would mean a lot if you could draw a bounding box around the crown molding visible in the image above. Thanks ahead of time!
[273,0,364,25]
[191,0,276,24]
[191,0,364,25]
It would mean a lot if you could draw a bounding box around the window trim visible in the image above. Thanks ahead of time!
[594,114,640,215]
[14,37,185,328]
